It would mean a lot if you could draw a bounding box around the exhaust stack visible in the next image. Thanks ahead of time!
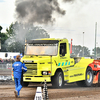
[70,39,73,54]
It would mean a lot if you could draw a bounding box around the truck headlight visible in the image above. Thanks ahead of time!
[42,71,48,75]
[42,71,51,75]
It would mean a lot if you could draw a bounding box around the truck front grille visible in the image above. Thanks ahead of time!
[25,63,37,75]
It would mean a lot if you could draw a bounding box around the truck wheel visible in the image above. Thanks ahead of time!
[76,67,93,87]
[51,71,64,88]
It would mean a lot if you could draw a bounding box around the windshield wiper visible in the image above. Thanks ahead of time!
[39,54,50,56]
[25,54,39,56]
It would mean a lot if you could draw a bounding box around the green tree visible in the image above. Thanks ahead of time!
[0,32,8,51]
[92,47,100,58]
[0,26,3,32]
[0,25,8,51]
[69,44,90,57]
[6,23,15,37]
[5,22,50,53]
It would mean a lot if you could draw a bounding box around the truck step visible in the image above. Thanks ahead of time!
[64,70,68,72]
[64,75,68,77]
[65,80,69,82]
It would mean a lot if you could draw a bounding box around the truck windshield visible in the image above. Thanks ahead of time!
[25,43,58,56]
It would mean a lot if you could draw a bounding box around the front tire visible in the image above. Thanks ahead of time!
[51,71,64,88]
[76,67,93,87]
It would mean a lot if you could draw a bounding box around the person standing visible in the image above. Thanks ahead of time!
[12,55,27,98]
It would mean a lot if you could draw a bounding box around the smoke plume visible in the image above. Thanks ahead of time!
[15,0,74,24]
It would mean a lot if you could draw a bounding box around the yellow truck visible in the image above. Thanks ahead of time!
[20,38,95,87]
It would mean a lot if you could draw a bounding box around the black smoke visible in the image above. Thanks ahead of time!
[15,0,74,24]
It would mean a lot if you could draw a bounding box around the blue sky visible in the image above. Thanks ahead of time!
[0,0,5,2]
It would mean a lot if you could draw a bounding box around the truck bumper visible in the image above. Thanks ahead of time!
[23,76,51,82]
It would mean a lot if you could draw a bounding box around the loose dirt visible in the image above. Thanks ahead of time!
[0,81,100,100]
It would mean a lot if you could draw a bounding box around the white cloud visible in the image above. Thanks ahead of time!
[0,0,15,32]
[43,0,100,51]
[0,0,100,51]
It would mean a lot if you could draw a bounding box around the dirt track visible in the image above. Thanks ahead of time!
[0,69,100,100]
[1,67,100,100]
[0,69,11,75]
[0,82,100,100]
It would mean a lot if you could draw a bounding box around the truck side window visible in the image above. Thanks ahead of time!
[60,43,66,56]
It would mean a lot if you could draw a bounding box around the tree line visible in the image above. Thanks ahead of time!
[0,22,99,58]
[0,22,50,53]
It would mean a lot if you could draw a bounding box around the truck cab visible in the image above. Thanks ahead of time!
[21,38,94,87]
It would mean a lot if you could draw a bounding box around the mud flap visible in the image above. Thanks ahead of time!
[93,72,99,84]
[98,72,100,83]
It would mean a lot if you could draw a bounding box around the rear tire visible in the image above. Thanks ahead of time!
[76,67,93,87]
[51,71,64,88]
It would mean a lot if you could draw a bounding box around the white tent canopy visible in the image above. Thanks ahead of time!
[0,52,20,59]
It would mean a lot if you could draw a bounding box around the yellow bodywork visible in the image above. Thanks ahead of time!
[21,38,94,83]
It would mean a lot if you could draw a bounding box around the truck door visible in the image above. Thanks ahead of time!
[57,43,71,82]
[58,43,70,67]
